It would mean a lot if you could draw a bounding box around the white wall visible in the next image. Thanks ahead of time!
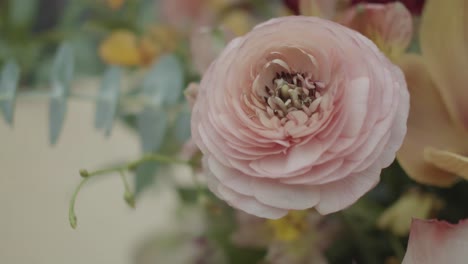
[0,99,178,264]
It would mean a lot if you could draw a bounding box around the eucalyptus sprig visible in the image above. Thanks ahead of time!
[69,153,193,229]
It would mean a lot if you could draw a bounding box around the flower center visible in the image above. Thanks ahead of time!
[262,71,325,118]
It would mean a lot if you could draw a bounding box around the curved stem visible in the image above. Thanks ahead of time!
[119,170,135,208]
[69,177,89,229]
[81,154,191,178]
[70,153,191,229]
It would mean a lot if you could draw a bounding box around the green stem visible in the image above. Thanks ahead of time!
[341,212,377,264]
[389,234,405,261]
[69,177,89,229]
[119,170,135,208]
[70,154,191,229]
[82,154,190,177]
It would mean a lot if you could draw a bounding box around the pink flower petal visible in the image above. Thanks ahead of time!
[402,219,468,264]
[191,16,409,218]
[340,2,413,60]
[316,162,380,214]
[217,185,288,219]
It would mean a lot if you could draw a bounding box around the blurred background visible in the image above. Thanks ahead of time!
[1,0,467,263]
[0,97,179,264]
[0,0,188,263]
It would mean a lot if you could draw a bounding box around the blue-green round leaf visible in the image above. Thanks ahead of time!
[95,66,121,136]
[175,105,191,144]
[49,43,75,145]
[142,54,183,107]
[0,60,20,125]
[137,106,168,153]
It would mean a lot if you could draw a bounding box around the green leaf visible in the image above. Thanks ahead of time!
[49,43,75,145]
[0,60,20,125]
[134,162,158,197]
[142,54,184,106]
[137,106,168,153]
[136,0,157,30]
[95,66,121,136]
[174,104,191,144]
[8,0,39,28]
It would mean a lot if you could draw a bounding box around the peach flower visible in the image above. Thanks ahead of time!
[396,0,468,186]
[402,219,468,264]
[191,16,409,219]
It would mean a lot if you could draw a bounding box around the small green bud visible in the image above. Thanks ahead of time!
[124,191,136,209]
[79,169,89,178]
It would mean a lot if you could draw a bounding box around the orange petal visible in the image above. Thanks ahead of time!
[420,0,468,131]
[99,30,142,66]
[424,148,468,181]
[402,219,468,264]
[339,2,412,61]
[396,54,467,187]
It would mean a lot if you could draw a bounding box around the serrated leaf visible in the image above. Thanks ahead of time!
[175,105,191,144]
[142,54,183,106]
[137,106,168,153]
[0,60,20,125]
[95,66,121,136]
[49,43,75,145]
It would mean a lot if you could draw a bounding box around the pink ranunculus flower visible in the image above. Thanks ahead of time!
[191,16,409,219]
[402,219,468,264]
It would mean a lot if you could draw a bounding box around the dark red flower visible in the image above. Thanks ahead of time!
[282,0,300,15]
[283,0,425,15]
[351,0,425,15]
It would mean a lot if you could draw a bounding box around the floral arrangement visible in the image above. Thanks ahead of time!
[1,0,467,263]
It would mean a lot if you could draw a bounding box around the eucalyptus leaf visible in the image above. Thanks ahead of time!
[175,105,191,144]
[134,163,158,197]
[142,54,183,107]
[49,43,75,145]
[0,60,20,125]
[137,106,168,153]
[95,66,121,136]
[8,0,39,28]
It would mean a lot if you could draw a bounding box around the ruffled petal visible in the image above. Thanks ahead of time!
[217,185,288,219]
[315,163,380,215]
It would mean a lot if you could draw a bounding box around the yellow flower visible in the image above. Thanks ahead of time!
[98,26,178,67]
[377,189,443,236]
[99,30,142,66]
[267,210,309,242]
[396,0,468,186]
[220,9,253,36]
